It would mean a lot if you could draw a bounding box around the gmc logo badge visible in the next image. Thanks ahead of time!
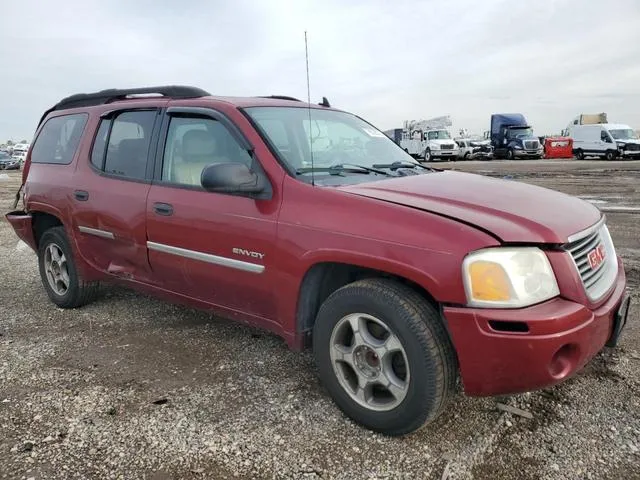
[587,244,606,270]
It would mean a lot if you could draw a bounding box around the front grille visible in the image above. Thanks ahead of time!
[624,143,640,151]
[440,144,455,150]
[524,140,539,150]
[564,221,618,301]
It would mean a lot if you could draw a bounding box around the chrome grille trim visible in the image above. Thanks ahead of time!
[567,216,606,243]
[564,219,617,301]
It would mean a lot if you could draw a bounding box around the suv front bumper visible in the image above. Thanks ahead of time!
[443,259,628,396]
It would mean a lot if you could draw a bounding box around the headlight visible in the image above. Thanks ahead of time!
[514,145,522,149]
[462,247,559,308]
[431,144,440,150]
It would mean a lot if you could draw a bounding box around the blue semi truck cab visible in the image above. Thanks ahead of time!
[490,113,543,159]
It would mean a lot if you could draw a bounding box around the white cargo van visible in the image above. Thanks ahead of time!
[568,123,640,160]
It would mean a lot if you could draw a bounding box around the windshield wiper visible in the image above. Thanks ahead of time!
[296,163,392,177]
[372,161,438,171]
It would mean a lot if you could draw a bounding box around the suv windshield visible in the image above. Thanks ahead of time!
[609,129,637,140]
[245,107,420,182]
[426,130,451,140]
[506,127,533,138]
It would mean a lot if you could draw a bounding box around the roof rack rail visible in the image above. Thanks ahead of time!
[39,85,211,126]
[258,95,302,102]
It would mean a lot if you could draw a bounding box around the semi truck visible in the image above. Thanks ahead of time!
[489,113,543,160]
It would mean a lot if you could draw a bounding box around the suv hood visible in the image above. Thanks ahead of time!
[339,171,601,243]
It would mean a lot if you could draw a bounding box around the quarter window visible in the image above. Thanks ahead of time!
[31,113,88,165]
[161,116,252,187]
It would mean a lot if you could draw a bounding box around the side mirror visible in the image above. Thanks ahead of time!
[201,163,265,195]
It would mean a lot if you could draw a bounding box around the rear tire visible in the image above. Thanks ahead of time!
[38,227,99,308]
[575,149,585,160]
[313,278,457,436]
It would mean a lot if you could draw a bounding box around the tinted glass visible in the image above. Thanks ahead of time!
[31,113,88,164]
[103,110,156,179]
[90,120,110,169]
[161,116,252,186]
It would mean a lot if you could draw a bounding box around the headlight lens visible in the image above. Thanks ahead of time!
[462,247,559,308]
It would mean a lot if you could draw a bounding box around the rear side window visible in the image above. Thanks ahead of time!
[90,110,157,180]
[31,113,88,164]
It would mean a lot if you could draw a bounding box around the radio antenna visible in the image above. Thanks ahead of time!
[304,31,315,186]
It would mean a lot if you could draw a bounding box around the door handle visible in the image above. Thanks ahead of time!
[153,202,173,216]
[74,190,89,201]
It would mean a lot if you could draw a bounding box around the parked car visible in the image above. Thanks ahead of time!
[7,86,630,436]
[455,138,493,160]
[0,151,21,170]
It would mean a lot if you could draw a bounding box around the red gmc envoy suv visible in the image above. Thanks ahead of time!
[6,86,630,435]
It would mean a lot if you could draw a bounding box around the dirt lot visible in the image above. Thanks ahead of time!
[1,160,639,480]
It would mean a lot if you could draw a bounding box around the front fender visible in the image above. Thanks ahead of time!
[299,248,442,299]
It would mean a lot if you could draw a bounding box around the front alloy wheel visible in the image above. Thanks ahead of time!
[330,313,409,411]
[313,278,457,436]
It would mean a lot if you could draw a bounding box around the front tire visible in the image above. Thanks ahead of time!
[313,279,457,436]
[604,150,616,161]
[423,149,431,162]
[38,227,99,308]
[506,148,515,160]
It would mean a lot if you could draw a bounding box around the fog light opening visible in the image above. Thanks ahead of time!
[549,344,580,379]
[488,320,529,333]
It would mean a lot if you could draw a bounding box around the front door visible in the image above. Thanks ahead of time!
[145,107,281,324]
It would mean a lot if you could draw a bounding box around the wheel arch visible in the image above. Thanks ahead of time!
[31,211,64,248]
[295,261,439,349]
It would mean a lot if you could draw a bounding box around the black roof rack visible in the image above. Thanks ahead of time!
[258,95,302,102]
[39,85,211,126]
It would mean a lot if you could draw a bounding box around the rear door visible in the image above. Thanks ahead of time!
[71,108,162,283]
[145,106,281,323]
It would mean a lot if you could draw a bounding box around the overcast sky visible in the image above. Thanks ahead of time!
[2,0,639,141]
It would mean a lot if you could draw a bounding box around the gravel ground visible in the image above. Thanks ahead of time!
[0,160,639,480]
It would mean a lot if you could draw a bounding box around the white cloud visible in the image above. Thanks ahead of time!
[1,0,639,140]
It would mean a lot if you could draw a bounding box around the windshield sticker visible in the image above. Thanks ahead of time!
[362,128,386,138]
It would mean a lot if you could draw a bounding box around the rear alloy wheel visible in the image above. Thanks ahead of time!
[313,279,457,436]
[38,227,99,308]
